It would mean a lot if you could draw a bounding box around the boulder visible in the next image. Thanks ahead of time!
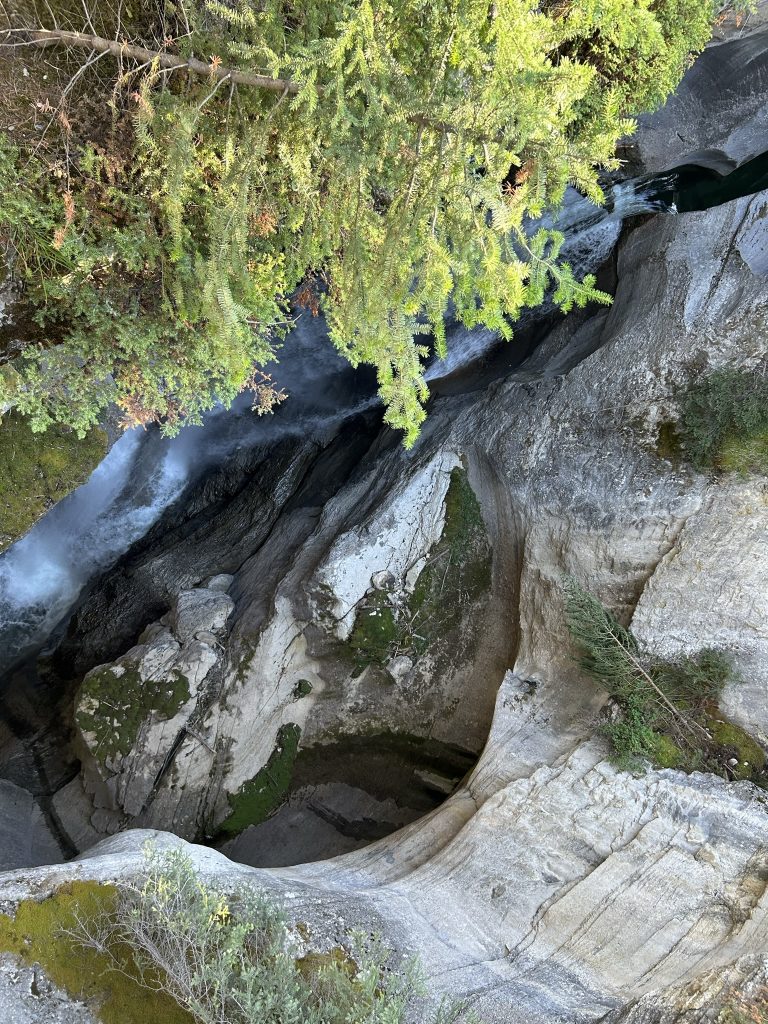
[170,588,234,642]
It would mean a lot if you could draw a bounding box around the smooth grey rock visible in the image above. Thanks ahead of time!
[387,655,413,681]
[170,589,234,642]
[50,778,100,855]
[202,573,235,593]
[0,957,97,1024]
[0,781,61,871]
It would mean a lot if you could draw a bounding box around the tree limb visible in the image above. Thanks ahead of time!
[8,27,303,94]
[4,26,518,154]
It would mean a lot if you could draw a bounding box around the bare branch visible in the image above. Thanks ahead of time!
[9,27,303,94]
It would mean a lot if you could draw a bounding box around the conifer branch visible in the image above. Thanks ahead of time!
[1,27,516,151]
[4,27,303,94]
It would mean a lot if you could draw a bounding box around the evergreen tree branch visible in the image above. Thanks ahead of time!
[563,579,711,741]
[0,26,517,151]
[2,27,303,94]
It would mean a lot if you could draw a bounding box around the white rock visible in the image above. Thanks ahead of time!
[170,589,234,641]
[202,573,235,593]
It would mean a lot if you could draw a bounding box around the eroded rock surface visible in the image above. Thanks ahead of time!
[73,582,233,835]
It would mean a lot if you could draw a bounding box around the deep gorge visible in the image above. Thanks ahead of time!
[0,12,767,1024]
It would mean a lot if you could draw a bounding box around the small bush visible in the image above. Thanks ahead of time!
[562,579,765,782]
[72,846,473,1024]
[677,368,768,473]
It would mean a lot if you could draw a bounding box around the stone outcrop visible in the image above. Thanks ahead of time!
[0,781,61,872]
[72,581,233,836]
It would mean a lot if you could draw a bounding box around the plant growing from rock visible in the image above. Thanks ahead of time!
[718,986,768,1024]
[70,845,474,1024]
[562,578,765,781]
[670,368,768,474]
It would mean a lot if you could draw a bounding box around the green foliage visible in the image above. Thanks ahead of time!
[0,880,194,1024]
[562,578,766,782]
[1,0,715,443]
[71,846,472,1024]
[0,410,106,551]
[677,368,768,473]
[219,722,301,835]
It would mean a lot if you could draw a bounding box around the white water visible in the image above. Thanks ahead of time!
[0,177,670,670]
[425,178,672,379]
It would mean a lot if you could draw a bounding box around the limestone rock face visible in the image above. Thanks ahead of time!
[169,588,234,642]
[0,781,61,872]
[73,584,231,834]
[602,955,768,1023]
[632,477,768,744]
[0,955,97,1024]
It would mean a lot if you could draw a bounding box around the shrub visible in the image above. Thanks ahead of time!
[678,368,768,473]
[72,846,473,1024]
[562,578,765,782]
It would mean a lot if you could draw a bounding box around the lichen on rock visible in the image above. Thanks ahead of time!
[346,467,492,675]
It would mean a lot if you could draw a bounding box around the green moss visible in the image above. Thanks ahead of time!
[0,411,107,552]
[407,467,492,654]
[0,881,193,1024]
[345,468,492,672]
[719,428,768,475]
[347,588,400,673]
[76,665,190,765]
[295,947,356,981]
[650,732,684,769]
[706,713,766,781]
[293,678,313,699]
[219,723,301,836]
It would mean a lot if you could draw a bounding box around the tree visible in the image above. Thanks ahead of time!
[561,578,737,772]
[0,0,716,443]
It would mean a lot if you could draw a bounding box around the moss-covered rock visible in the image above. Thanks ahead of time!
[347,588,400,671]
[76,663,190,767]
[0,411,107,552]
[706,712,767,782]
[346,467,492,673]
[0,881,193,1024]
[219,723,301,836]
